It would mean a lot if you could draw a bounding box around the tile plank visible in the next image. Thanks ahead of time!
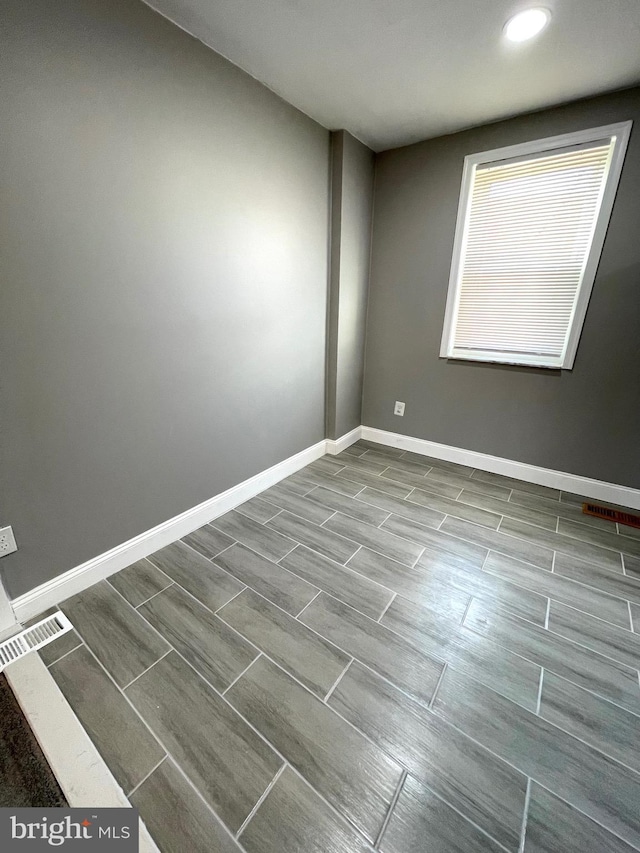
[547,601,640,671]
[212,510,296,562]
[281,545,394,620]
[388,472,466,501]
[458,490,557,531]
[260,483,336,525]
[382,514,488,566]
[425,468,511,500]
[540,671,640,774]
[330,661,527,852]
[381,773,507,853]
[470,470,561,500]
[285,468,366,497]
[131,758,242,853]
[440,516,554,570]
[213,543,319,615]
[401,452,473,477]
[553,552,640,603]
[408,488,502,529]
[300,593,443,705]
[126,651,282,833]
[181,525,235,560]
[303,486,389,526]
[324,512,423,565]
[483,551,631,628]
[524,783,637,853]
[218,589,350,697]
[499,516,623,572]
[108,559,172,608]
[235,496,282,524]
[419,549,549,625]
[147,541,244,612]
[335,467,413,498]
[357,487,445,530]
[624,554,640,578]
[347,547,472,619]
[50,646,164,794]
[60,581,170,688]
[268,512,359,564]
[432,668,640,851]
[138,584,257,692]
[464,599,640,713]
[558,518,640,559]
[240,766,371,853]
[382,595,541,711]
[226,655,402,843]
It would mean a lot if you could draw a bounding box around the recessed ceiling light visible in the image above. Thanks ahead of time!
[504,8,551,42]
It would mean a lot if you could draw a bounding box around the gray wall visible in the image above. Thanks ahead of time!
[0,0,330,597]
[363,87,640,489]
[326,131,375,440]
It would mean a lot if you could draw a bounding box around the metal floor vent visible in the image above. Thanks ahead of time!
[0,612,73,673]
[582,503,640,530]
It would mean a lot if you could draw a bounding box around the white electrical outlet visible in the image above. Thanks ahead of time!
[0,527,17,558]
[394,401,406,416]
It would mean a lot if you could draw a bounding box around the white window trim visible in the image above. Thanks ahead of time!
[440,121,633,369]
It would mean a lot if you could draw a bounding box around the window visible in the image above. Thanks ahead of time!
[440,122,632,369]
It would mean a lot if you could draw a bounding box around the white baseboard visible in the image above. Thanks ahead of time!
[361,426,640,510]
[12,439,326,623]
[325,426,362,455]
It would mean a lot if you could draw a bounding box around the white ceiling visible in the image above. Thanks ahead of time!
[145,0,640,150]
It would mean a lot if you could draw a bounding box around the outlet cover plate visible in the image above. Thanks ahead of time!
[0,527,17,558]
[394,401,406,416]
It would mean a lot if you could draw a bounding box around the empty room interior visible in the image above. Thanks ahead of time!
[2,0,640,850]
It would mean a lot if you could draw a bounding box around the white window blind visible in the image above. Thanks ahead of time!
[440,122,632,369]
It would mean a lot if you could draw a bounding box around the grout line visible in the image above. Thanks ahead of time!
[460,597,474,626]
[295,590,323,620]
[323,658,353,702]
[122,649,173,691]
[213,586,247,615]
[374,769,407,849]
[126,754,167,799]
[410,546,426,568]
[320,510,339,528]
[535,669,544,715]
[347,544,364,565]
[235,763,286,839]
[208,542,238,561]
[376,592,397,624]
[544,598,551,631]
[222,654,262,696]
[177,537,235,564]
[428,662,448,709]
[134,582,175,610]
[377,512,393,529]
[436,513,448,531]
[555,517,560,533]
[44,640,85,669]
[517,778,532,853]
[550,551,556,574]
[629,601,635,632]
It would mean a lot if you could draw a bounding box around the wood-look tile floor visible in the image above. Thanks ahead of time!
[40,440,640,852]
